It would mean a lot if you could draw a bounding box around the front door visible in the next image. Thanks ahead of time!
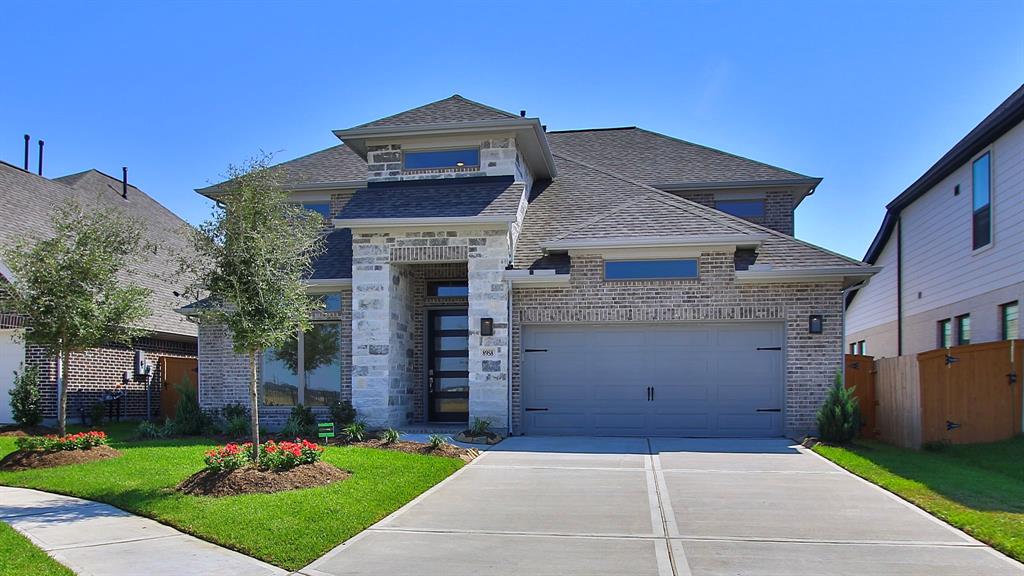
[428,309,469,423]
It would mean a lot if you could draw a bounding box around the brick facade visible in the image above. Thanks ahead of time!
[511,252,843,436]
[674,190,795,236]
[26,336,197,423]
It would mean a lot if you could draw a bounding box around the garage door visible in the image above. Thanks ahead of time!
[522,323,784,437]
[0,330,26,424]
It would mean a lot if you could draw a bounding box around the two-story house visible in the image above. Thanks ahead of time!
[190,95,875,438]
[846,84,1023,357]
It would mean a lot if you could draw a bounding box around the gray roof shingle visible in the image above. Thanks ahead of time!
[0,163,197,337]
[546,127,812,186]
[355,95,518,129]
[336,177,524,220]
[310,229,353,279]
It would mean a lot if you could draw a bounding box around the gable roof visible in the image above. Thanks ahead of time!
[335,177,523,222]
[355,95,519,129]
[0,163,197,338]
[197,144,367,196]
[546,127,817,190]
[862,83,1024,265]
[515,153,866,274]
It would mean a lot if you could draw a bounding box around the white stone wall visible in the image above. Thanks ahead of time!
[467,230,512,432]
[366,137,523,183]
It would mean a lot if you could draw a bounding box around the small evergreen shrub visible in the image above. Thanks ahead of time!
[329,400,357,427]
[281,403,317,438]
[342,421,367,442]
[427,434,447,449]
[380,427,402,444]
[220,403,250,438]
[8,366,42,427]
[816,373,861,444]
[173,380,212,435]
[89,402,106,426]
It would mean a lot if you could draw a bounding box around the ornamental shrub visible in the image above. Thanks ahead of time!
[329,400,356,427]
[8,366,42,427]
[816,373,861,444]
[203,439,323,472]
[342,421,366,442]
[427,434,447,449]
[16,430,108,451]
[174,380,212,435]
[380,427,402,444]
[280,404,316,438]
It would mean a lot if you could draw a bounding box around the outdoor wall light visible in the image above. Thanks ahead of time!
[808,315,824,334]
[480,317,494,336]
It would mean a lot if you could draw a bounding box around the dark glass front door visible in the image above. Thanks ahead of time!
[428,309,469,422]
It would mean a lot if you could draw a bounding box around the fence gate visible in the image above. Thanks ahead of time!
[844,354,876,439]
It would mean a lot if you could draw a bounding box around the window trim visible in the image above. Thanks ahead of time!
[1001,301,1019,340]
[955,314,971,346]
[402,147,481,171]
[603,258,700,281]
[937,318,952,348]
[971,151,992,251]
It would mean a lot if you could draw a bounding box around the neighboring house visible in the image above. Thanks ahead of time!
[189,95,875,438]
[846,85,1024,358]
[0,161,197,424]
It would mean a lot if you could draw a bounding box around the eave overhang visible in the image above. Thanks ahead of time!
[735,266,881,287]
[332,215,514,230]
[541,234,769,253]
[652,177,822,207]
[504,269,571,287]
[332,117,557,180]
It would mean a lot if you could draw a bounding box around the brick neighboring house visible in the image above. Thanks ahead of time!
[0,162,197,424]
[189,95,876,437]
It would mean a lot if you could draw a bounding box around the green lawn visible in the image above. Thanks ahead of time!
[814,437,1024,562]
[0,422,463,570]
[0,522,74,576]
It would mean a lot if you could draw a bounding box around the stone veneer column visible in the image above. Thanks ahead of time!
[467,230,511,433]
[350,235,393,428]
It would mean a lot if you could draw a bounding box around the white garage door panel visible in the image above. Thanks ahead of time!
[522,323,784,437]
[0,330,26,424]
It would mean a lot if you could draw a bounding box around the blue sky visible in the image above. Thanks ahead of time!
[1,1,1021,259]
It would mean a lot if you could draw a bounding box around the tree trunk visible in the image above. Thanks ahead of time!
[249,349,260,463]
[58,348,70,436]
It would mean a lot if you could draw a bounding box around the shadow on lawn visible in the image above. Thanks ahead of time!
[845,441,1024,514]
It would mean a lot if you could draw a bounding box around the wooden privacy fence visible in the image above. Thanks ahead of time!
[845,339,1022,449]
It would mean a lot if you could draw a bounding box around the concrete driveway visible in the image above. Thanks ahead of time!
[303,437,1024,576]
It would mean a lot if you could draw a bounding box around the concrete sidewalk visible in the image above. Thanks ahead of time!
[0,486,285,576]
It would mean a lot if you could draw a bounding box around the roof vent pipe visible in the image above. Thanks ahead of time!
[23,134,30,170]
[37,140,44,176]
[542,125,547,132]
[122,167,128,198]
[520,110,526,117]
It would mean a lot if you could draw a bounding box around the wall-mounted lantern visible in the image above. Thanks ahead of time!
[480,317,494,336]
[808,315,823,334]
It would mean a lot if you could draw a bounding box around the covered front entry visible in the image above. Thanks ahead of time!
[521,322,785,437]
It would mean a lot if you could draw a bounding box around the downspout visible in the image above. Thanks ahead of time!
[896,216,904,356]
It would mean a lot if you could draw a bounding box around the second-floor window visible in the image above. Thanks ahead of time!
[604,259,699,280]
[956,314,971,346]
[972,152,991,249]
[938,318,952,348]
[717,199,765,218]
[403,149,480,170]
[1002,301,1019,340]
[301,202,331,218]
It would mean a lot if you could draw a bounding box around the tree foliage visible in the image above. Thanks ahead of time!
[8,365,42,427]
[178,153,326,460]
[3,200,153,434]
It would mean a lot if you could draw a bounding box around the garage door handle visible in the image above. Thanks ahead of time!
[525,407,548,412]
[756,346,782,351]
[756,408,781,412]
[525,348,548,353]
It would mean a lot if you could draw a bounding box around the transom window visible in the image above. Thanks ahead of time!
[604,259,699,280]
[972,152,991,249]
[428,281,469,297]
[1002,301,1019,340]
[403,149,480,170]
[717,199,765,218]
[956,314,971,346]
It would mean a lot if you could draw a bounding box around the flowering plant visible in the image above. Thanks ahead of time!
[16,430,108,452]
[203,439,323,472]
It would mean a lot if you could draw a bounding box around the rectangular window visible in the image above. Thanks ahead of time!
[938,319,952,348]
[317,293,343,312]
[972,152,991,249]
[604,259,699,280]
[1002,301,1019,340]
[262,334,299,406]
[858,341,867,355]
[403,149,480,170]
[302,202,332,218]
[956,314,971,346]
[262,321,342,407]
[716,199,766,218]
[849,343,857,355]
[428,281,469,297]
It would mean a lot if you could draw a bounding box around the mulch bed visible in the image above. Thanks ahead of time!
[176,461,350,497]
[0,445,121,471]
[353,439,479,463]
[0,425,57,437]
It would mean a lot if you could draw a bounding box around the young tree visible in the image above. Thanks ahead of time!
[179,154,325,462]
[3,200,153,434]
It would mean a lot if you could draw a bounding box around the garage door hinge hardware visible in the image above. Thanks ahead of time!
[756,408,781,412]
[756,346,782,351]
[524,348,548,353]
[524,407,548,412]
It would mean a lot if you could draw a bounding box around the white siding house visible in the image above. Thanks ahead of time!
[847,85,1024,357]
